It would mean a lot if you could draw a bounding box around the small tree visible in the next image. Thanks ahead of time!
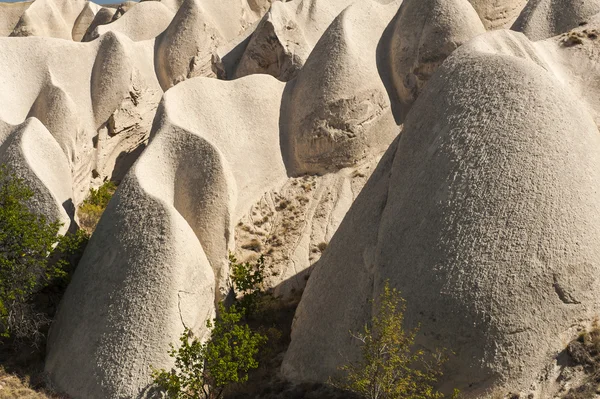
[0,164,88,344]
[152,304,267,399]
[229,254,267,315]
[334,282,457,399]
[152,256,271,399]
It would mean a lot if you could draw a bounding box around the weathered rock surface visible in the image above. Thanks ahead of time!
[389,0,485,116]
[467,0,528,30]
[512,0,600,41]
[282,30,600,398]
[283,0,399,174]
[234,0,358,81]
[46,74,289,398]
[90,1,174,42]
[0,1,33,36]
[0,32,162,206]
[2,0,600,398]
[81,6,116,41]
[71,1,100,42]
[10,0,87,39]
[0,118,73,233]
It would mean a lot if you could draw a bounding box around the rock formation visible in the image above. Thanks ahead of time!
[0,0,32,36]
[10,0,87,39]
[88,1,174,42]
[46,73,288,398]
[283,0,399,174]
[389,0,485,116]
[512,0,600,41]
[234,0,358,81]
[282,30,600,398]
[467,0,528,30]
[2,0,600,397]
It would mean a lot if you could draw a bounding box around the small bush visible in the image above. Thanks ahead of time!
[77,181,117,233]
[0,165,88,345]
[152,255,272,399]
[229,254,267,315]
[152,303,267,399]
[333,282,458,399]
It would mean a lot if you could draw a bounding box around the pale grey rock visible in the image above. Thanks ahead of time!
[283,0,400,174]
[0,118,73,234]
[0,1,33,36]
[46,74,288,398]
[234,0,358,81]
[390,0,485,116]
[71,2,100,42]
[10,0,87,39]
[512,0,600,41]
[467,0,528,30]
[154,0,265,90]
[282,30,600,398]
[0,32,162,204]
[91,1,174,42]
[82,7,116,42]
[154,0,223,90]
[45,133,218,399]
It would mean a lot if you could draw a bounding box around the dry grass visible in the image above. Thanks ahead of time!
[77,181,117,234]
[0,368,48,399]
[0,339,65,399]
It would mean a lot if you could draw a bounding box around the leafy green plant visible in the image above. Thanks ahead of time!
[334,282,458,399]
[229,254,267,315]
[152,303,267,399]
[0,164,88,344]
[77,181,117,233]
[152,254,275,398]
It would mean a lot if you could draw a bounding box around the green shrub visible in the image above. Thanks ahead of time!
[0,164,88,344]
[77,181,117,233]
[229,254,267,315]
[334,282,458,399]
[152,303,267,399]
[152,254,274,398]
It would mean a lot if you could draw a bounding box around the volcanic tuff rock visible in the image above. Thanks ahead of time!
[234,0,359,81]
[512,0,600,41]
[282,29,600,398]
[283,0,400,174]
[89,1,174,41]
[389,0,485,117]
[45,1,405,395]
[2,0,600,398]
[467,0,528,30]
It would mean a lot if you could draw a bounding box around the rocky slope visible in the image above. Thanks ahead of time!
[1,0,600,398]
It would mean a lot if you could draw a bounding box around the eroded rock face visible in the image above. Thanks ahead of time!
[467,0,528,30]
[154,0,223,90]
[234,0,357,81]
[82,7,116,42]
[45,130,218,399]
[390,0,485,115]
[3,0,600,398]
[90,1,174,42]
[0,31,163,207]
[283,0,400,175]
[71,2,100,42]
[10,0,87,39]
[0,1,33,37]
[282,31,600,398]
[512,0,600,41]
[45,74,289,398]
[0,118,73,234]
